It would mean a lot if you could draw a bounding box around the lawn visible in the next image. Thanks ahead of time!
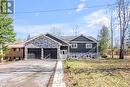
[63,59,130,87]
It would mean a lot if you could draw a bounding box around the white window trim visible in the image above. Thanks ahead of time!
[71,43,77,48]
[86,44,92,48]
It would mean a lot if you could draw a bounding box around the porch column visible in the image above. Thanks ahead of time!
[25,47,28,60]
[41,48,44,60]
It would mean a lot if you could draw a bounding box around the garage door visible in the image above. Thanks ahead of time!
[28,48,41,59]
[44,48,57,59]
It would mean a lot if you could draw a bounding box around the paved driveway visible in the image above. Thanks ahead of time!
[0,59,56,87]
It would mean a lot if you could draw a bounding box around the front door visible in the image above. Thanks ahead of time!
[60,50,67,59]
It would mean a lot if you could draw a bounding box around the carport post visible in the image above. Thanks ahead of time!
[41,48,44,60]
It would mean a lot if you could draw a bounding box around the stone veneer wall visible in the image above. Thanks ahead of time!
[26,35,60,48]
[68,53,98,59]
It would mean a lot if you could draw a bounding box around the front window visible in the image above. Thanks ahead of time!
[86,44,92,48]
[71,43,77,48]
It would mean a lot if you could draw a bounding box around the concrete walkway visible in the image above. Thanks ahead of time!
[52,60,66,87]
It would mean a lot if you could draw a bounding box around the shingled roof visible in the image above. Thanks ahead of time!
[45,33,69,45]
[7,34,97,48]
[59,35,97,43]
[7,40,25,48]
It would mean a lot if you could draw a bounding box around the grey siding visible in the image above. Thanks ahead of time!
[69,43,97,53]
[71,35,93,42]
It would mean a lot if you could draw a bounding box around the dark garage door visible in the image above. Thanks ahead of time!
[28,48,41,59]
[44,48,57,59]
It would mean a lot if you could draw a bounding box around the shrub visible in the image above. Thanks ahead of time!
[72,81,78,87]
[101,54,107,58]
[66,65,71,70]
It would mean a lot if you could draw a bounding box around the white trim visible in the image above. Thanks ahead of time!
[86,44,92,48]
[41,48,44,60]
[71,43,77,48]
[69,41,96,43]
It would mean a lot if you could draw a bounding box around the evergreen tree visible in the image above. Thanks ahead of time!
[99,25,109,56]
[0,0,15,61]
[27,34,31,40]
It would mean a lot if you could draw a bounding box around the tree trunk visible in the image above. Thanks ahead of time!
[120,48,124,59]
[119,34,125,59]
[0,44,3,62]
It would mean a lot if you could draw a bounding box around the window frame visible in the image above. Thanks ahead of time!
[71,43,77,48]
[86,44,92,48]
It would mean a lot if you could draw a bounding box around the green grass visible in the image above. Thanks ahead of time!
[63,59,130,87]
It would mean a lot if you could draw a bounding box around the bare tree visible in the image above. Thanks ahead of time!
[49,26,63,37]
[117,0,130,59]
[114,38,120,49]
[72,25,78,36]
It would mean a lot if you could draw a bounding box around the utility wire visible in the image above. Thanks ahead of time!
[15,4,116,14]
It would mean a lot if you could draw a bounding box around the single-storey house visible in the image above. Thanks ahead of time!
[5,33,98,60]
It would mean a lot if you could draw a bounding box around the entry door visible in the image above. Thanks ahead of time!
[44,48,57,59]
[60,50,67,59]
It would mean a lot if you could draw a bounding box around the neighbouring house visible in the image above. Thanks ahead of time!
[5,33,98,60]
[5,40,25,61]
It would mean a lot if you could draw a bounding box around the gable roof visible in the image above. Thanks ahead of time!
[25,33,97,45]
[25,34,62,45]
[87,36,97,43]
[45,33,68,45]
[7,34,97,48]
[70,35,97,43]
[59,36,77,42]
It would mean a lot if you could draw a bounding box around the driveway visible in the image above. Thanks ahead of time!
[0,59,56,87]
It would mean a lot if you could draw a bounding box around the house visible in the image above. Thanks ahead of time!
[5,40,25,60]
[5,33,98,60]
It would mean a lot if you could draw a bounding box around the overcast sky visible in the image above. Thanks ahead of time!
[13,0,120,40]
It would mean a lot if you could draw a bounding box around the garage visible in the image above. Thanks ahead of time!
[28,48,41,59]
[44,48,57,59]
[25,34,61,60]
